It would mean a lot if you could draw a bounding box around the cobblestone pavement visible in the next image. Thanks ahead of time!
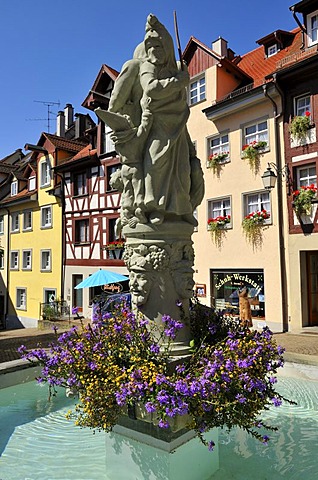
[1,323,318,365]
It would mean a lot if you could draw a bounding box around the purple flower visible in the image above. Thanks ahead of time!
[262,435,270,445]
[271,397,282,407]
[150,343,160,354]
[236,394,246,404]
[208,440,215,451]
[145,402,156,413]
[71,306,79,315]
[158,419,170,429]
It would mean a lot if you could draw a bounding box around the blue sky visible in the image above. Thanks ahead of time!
[0,0,297,158]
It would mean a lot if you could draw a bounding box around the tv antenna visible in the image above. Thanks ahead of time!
[26,100,60,133]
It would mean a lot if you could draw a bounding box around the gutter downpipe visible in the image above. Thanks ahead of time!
[263,81,289,332]
[54,149,66,303]
[290,6,305,49]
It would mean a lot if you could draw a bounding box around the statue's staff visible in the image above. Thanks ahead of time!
[173,10,184,71]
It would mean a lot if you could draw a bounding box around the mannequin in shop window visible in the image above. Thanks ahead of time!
[239,286,253,327]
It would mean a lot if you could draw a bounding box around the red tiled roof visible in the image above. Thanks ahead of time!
[237,28,301,86]
[58,145,98,166]
[0,163,18,174]
[1,188,37,204]
[44,133,88,153]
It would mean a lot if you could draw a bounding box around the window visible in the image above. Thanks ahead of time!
[189,76,206,105]
[101,123,115,154]
[295,95,311,117]
[307,10,318,46]
[75,219,90,243]
[243,119,268,147]
[296,165,317,188]
[212,269,265,320]
[11,212,19,232]
[208,197,231,225]
[40,159,51,187]
[23,210,32,231]
[29,176,36,191]
[74,172,88,196]
[267,44,278,57]
[11,181,18,196]
[208,133,229,161]
[41,206,52,228]
[244,191,271,222]
[0,250,4,269]
[0,215,4,234]
[10,251,19,270]
[22,250,32,270]
[16,288,26,310]
[41,250,51,271]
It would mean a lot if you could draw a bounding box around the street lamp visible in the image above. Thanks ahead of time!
[261,162,293,195]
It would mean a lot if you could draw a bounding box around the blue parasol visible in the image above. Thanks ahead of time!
[74,269,128,289]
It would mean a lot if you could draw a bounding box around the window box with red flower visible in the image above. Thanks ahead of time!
[292,184,317,216]
[207,151,229,172]
[103,240,125,260]
[207,215,231,246]
[242,210,270,246]
[289,111,312,141]
[242,141,267,169]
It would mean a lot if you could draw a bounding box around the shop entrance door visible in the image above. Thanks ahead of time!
[306,252,318,326]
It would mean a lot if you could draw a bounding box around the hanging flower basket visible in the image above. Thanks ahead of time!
[242,141,267,170]
[289,111,311,141]
[104,240,125,251]
[208,152,229,172]
[242,210,270,247]
[292,184,317,216]
[207,215,231,247]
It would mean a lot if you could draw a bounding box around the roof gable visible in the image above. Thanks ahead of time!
[82,64,119,110]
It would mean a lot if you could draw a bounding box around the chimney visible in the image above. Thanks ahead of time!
[64,103,74,131]
[56,111,65,137]
[212,37,228,57]
[75,113,86,139]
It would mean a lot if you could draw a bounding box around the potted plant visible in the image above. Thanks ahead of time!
[292,184,317,216]
[208,151,229,172]
[289,111,311,141]
[242,141,267,170]
[207,215,231,247]
[242,210,270,246]
[42,305,55,320]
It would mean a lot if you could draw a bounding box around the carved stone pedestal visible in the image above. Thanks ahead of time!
[123,221,195,356]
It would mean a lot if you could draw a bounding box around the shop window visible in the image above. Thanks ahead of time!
[189,75,205,105]
[243,191,271,223]
[211,269,265,320]
[16,287,27,310]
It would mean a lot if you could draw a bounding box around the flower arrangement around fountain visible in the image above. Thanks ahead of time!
[19,298,291,450]
[292,184,317,216]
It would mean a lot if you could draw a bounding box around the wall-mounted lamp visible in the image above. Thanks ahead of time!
[261,162,293,196]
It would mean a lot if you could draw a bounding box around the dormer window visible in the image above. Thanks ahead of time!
[11,181,18,196]
[307,10,318,46]
[29,176,36,191]
[267,44,279,57]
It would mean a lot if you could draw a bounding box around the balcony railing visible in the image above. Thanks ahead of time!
[40,301,70,321]
[276,45,318,70]
[211,83,255,106]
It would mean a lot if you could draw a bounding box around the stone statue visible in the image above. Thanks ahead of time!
[96,14,205,354]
